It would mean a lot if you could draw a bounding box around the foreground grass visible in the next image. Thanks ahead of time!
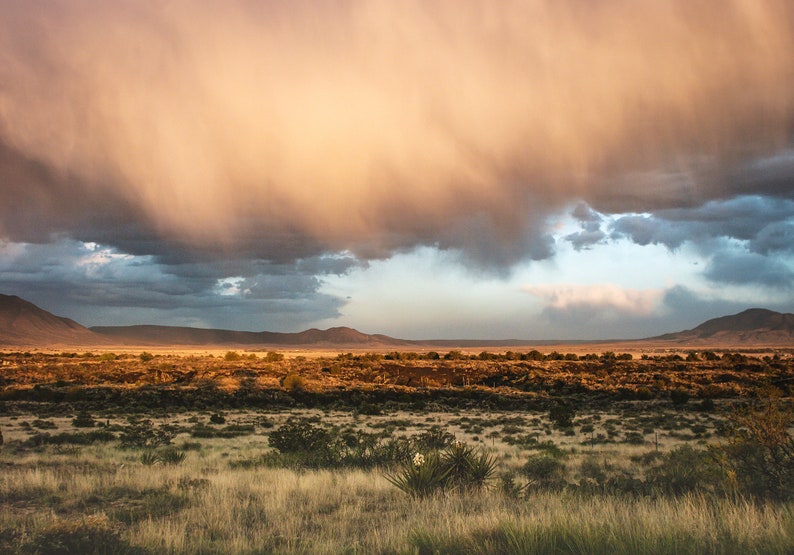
[1,446,793,554]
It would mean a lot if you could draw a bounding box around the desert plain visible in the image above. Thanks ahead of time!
[1,338,793,554]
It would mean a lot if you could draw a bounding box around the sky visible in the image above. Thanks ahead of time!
[1,0,793,340]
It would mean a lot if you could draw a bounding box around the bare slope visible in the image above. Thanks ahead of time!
[653,308,794,344]
[0,294,106,345]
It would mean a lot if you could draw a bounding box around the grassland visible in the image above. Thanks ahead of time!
[0,348,793,553]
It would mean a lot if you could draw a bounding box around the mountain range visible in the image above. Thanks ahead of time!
[0,293,792,347]
[89,324,414,347]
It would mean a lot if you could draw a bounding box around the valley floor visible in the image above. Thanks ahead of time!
[0,349,793,553]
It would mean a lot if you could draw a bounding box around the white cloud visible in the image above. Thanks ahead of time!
[523,283,663,316]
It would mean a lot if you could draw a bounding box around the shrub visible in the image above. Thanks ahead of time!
[521,454,567,489]
[23,430,116,447]
[72,411,96,428]
[670,388,690,407]
[716,388,794,500]
[697,398,716,412]
[224,351,241,361]
[549,403,575,428]
[264,351,284,362]
[645,445,724,495]
[268,418,337,467]
[119,420,175,449]
[281,373,305,392]
[579,456,609,484]
[635,387,653,400]
[209,413,226,424]
[412,425,455,451]
[498,471,530,498]
[139,352,154,362]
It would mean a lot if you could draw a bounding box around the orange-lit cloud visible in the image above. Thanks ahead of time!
[1,1,793,265]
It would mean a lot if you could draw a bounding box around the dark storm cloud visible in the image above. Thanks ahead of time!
[751,222,794,254]
[605,195,794,290]
[610,196,794,251]
[729,150,794,200]
[0,1,792,269]
[704,251,794,289]
[564,203,606,251]
[0,239,347,329]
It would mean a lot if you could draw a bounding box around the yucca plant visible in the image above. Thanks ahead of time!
[159,447,187,465]
[386,442,498,496]
[465,448,499,490]
[441,441,497,492]
[385,452,450,497]
[140,450,161,466]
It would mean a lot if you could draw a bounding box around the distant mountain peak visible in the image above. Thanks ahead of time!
[654,308,794,344]
[0,293,106,345]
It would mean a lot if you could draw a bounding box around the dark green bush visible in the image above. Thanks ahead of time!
[635,387,653,400]
[498,471,530,498]
[24,430,116,446]
[118,420,175,449]
[267,418,338,467]
[521,454,567,489]
[670,388,690,407]
[72,411,96,428]
[548,403,575,428]
[413,425,455,451]
[645,445,724,495]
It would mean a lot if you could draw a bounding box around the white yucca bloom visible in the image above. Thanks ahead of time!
[412,453,425,467]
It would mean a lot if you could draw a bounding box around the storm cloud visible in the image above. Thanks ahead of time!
[2,1,794,336]
[0,0,793,267]
[0,239,347,329]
